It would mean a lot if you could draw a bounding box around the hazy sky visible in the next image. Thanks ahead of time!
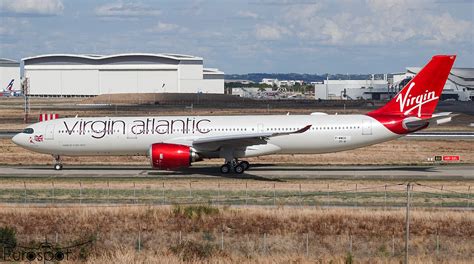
[1,0,473,73]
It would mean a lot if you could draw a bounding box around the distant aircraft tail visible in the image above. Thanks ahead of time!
[368,55,456,134]
[5,79,14,91]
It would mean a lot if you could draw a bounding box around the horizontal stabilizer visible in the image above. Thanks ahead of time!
[402,112,457,131]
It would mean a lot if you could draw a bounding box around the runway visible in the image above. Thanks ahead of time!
[0,164,472,181]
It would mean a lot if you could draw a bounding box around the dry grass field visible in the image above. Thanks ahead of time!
[0,205,472,263]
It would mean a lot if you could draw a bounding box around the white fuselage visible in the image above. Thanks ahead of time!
[13,114,399,158]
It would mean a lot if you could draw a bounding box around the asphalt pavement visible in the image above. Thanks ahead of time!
[0,164,472,181]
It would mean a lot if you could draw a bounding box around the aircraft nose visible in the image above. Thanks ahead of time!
[12,133,23,146]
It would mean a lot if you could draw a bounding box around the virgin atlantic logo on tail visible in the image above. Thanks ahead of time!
[396,82,438,117]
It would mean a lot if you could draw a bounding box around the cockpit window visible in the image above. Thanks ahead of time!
[22,128,34,134]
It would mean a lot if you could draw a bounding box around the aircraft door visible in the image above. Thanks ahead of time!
[45,125,55,140]
[257,123,264,132]
[362,119,372,135]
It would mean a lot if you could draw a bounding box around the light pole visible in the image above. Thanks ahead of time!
[405,183,411,264]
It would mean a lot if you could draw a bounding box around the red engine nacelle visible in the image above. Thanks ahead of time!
[148,143,201,170]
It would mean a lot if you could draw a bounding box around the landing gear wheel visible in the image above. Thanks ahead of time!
[52,155,63,171]
[239,161,250,170]
[220,164,231,174]
[54,163,63,171]
[234,164,245,174]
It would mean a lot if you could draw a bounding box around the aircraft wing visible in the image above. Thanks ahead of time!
[165,125,311,151]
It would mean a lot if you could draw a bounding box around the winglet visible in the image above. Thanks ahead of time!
[270,124,312,137]
[293,125,312,134]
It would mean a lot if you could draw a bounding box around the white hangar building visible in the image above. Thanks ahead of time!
[22,53,224,97]
[0,58,20,92]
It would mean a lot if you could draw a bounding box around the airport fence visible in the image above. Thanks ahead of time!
[0,181,471,209]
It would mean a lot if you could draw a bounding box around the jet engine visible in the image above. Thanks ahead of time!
[148,143,201,170]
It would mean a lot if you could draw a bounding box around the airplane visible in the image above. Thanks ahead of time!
[1,79,14,97]
[12,55,456,173]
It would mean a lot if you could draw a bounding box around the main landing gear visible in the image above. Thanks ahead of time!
[53,155,63,170]
[220,159,250,174]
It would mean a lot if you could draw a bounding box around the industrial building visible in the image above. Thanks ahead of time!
[314,79,389,100]
[22,53,224,97]
[0,58,20,93]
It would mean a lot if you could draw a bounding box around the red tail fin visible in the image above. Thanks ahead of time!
[368,55,455,134]
[369,55,455,118]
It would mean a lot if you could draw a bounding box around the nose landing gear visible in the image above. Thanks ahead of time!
[54,163,63,170]
[53,155,63,170]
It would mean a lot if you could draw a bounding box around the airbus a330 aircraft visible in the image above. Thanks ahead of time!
[13,55,456,173]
